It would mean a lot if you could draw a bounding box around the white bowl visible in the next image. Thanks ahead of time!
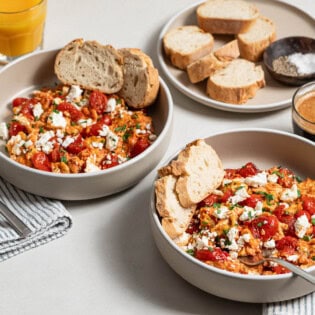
[150,129,315,303]
[0,49,173,200]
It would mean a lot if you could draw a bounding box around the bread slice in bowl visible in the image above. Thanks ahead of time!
[54,39,124,94]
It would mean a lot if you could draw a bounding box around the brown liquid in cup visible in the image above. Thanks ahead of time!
[293,90,315,141]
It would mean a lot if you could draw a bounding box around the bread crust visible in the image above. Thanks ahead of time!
[187,53,227,83]
[163,25,214,70]
[118,48,160,108]
[207,59,266,104]
[54,39,124,94]
[237,16,276,62]
[196,0,259,34]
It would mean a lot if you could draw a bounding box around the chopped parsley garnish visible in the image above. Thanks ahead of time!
[186,249,194,256]
[61,156,68,164]
[115,125,126,132]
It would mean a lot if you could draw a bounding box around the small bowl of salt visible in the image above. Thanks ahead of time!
[263,36,315,86]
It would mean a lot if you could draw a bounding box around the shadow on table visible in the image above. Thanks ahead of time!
[96,184,262,315]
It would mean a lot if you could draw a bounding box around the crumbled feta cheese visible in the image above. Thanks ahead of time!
[287,254,299,262]
[66,85,83,102]
[92,141,104,149]
[99,125,109,137]
[223,178,232,185]
[105,98,116,112]
[214,205,229,219]
[267,173,279,183]
[78,118,93,128]
[24,140,33,148]
[53,97,62,105]
[0,122,8,140]
[56,129,64,139]
[62,136,75,148]
[294,214,311,238]
[196,235,210,250]
[8,135,25,155]
[230,251,238,259]
[281,184,299,201]
[264,239,276,249]
[245,171,267,187]
[49,111,67,128]
[228,187,250,205]
[85,159,101,173]
[33,102,44,119]
[239,206,255,221]
[36,130,54,148]
[226,227,239,251]
[106,131,119,151]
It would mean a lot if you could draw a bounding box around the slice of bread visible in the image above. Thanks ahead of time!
[207,58,265,104]
[159,139,224,208]
[163,25,214,70]
[237,15,276,62]
[214,39,240,61]
[55,39,124,94]
[118,48,159,108]
[187,53,227,83]
[196,0,259,34]
[155,175,196,239]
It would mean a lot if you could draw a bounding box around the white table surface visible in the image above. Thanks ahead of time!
[1,1,314,314]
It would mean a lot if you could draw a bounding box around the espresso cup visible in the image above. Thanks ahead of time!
[292,81,315,142]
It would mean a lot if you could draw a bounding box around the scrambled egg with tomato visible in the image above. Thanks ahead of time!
[0,85,156,173]
[184,163,315,275]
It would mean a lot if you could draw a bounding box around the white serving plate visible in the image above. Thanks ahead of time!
[157,0,315,113]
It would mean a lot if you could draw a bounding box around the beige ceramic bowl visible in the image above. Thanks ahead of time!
[150,129,315,303]
[0,49,173,200]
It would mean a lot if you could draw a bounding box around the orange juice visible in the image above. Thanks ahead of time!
[0,0,47,57]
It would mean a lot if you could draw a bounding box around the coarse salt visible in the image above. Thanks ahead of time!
[287,53,315,75]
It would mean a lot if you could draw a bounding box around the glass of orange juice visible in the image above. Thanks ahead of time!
[0,0,47,63]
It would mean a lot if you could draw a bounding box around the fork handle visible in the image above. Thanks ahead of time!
[266,257,315,285]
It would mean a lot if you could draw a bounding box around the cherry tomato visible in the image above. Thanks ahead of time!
[198,194,219,207]
[100,154,119,170]
[273,205,296,236]
[12,97,28,107]
[186,214,200,234]
[84,115,112,137]
[224,168,239,179]
[277,167,294,188]
[276,236,298,255]
[302,196,315,215]
[130,137,150,158]
[66,135,85,154]
[8,121,27,136]
[48,144,61,163]
[238,162,259,178]
[20,100,35,120]
[248,215,279,241]
[89,90,108,114]
[220,189,233,203]
[195,248,228,261]
[31,152,52,172]
[57,102,83,121]
[239,194,263,208]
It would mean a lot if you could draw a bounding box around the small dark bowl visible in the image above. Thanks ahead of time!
[263,36,315,86]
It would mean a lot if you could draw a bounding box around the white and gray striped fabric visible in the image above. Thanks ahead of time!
[263,293,315,315]
[0,177,72,262]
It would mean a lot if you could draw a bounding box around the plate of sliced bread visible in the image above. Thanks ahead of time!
[157,0,315,113]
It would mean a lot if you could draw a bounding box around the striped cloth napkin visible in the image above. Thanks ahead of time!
[263,293,315,315]
[0,177,72,262]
